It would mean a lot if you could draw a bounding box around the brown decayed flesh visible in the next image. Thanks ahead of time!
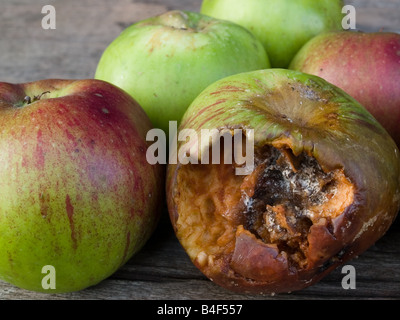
[169,143,363,293]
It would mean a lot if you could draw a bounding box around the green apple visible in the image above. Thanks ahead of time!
[95,10,270,134]
[201,0,344,68]
[0,79,164,293]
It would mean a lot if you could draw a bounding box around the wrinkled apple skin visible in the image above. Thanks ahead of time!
[0,79,164,293]
[167,69,400,294]
[290,31,400,147]
[95,10,270,134]
[201,0,343,68]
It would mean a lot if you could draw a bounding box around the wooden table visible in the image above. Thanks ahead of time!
[0,0,399,300]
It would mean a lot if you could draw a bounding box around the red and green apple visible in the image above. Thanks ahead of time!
[290,31,400,147]
[0,79,164,293]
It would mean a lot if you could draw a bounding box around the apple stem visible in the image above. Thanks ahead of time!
[23,91,51,105]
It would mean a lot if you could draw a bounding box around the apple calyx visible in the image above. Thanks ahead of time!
[23,91,51,105]
[158,10,206,33]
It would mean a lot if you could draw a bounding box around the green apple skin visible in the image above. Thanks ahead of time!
[290,31,400,147]
[167,69,400,294]
[201,0,344,68]
[0,79,164,293]
[95,10,270,134]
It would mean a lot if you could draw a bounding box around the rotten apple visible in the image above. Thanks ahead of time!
[167,69,400,294]
[0,79,164,293]
[289,31,400,147]
[95,10,270,134]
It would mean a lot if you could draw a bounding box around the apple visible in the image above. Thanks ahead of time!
[95,10,270,134]
[167,69,400,294]
[0,79,164,293]
[289,31,400,147]
[201,0,344,68]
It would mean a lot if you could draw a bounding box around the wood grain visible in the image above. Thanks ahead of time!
[0,0,399,300]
